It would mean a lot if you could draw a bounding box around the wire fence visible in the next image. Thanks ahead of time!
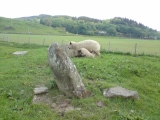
[0,35,160,57]
[103,42,160,56]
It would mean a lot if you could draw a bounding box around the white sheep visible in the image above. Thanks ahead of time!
[68,40,100,57]
[78,48,95,58]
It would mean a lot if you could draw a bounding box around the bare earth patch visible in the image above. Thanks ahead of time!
[32,86,81,115]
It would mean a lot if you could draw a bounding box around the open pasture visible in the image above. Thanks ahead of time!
[0,34,160,56]
[0,41,160,120]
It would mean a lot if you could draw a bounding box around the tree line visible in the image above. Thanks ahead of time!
[19,15,160,39]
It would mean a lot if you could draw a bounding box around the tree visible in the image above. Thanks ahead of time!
[78,23,87,35]
[51,18,61,27]
[107,27,117,36]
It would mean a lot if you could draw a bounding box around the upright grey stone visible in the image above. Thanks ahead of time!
[48,42,87,98]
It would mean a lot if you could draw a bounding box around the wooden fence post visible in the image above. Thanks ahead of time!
[8,37,10,42]
[28,37,30,44]
[134,43,137,56]
[7,36,9,42]
[43,39,45,46]
[17,37,19,43]
[61,40,64,44]
[108,42,110,53]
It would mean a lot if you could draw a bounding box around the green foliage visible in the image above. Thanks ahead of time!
[111,17,159,39]
[37,15,160,39]
[107,27,117,36]
[0,41,160,120]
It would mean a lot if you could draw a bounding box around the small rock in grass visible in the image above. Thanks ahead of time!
[103,86,139,99]
[51,103,57,108]
[34,87,48,95]
[12,51,28,56]
[96,101,106,108]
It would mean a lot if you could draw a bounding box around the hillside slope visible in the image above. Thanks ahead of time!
[0,17,69,35]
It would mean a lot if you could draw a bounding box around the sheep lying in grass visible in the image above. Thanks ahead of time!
[68,40,100,57]
[78,48,95,58]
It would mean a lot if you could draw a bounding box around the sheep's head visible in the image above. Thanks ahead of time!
[68,41,75,49]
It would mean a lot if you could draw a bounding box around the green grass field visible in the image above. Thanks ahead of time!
[0,41,160,120]
[1,34,160,56]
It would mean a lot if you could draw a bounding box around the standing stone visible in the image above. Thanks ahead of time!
[48,42,87,98]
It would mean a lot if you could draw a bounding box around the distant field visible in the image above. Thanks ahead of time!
[0,34,160,56]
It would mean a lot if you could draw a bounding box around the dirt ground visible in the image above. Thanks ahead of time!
[32,88,81,115]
